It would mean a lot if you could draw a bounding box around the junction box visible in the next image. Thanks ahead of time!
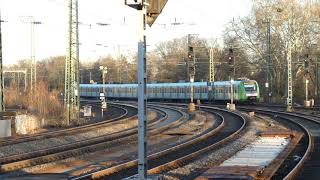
[188,103,196,112]
[304,100,311,108]
[227,103,236,110]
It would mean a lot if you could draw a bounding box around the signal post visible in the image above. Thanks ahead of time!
[304,57,311,108]
[187,35,196,112]
[227,48,235,110]
[125,1,167,179]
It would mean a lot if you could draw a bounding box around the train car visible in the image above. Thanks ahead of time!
[80,79,260,103]
[210,79,260,103]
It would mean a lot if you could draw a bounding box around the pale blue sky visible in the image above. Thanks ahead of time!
[0,0,252,64]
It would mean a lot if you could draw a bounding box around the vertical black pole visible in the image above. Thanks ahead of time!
[0,12,5,112]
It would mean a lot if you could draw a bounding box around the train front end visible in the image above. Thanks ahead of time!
[243,80,260,103]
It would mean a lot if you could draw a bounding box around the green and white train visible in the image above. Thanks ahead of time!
[80,79,260,103]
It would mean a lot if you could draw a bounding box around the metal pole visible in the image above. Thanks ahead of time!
[287,42,293,111]
[316,60,319,104]
[89,71,92,83]
[267,20,272,103]
[191,53,195,103]
[188,34,196,104]
[138,1,147,179]
[231,79,234,104]
[24,70,27,92]
[18,72,20,93]
[191,80,194,103]
[306,79,309,102]
[102,71,105,94]
[30,17,35,92]
[75,0,80,124]
[209,48,214,83]
[0,12,5,112]
[233,51,235,102]
[266,19,272,103]
[209,48,214,101]
[65,0,72,126]
[118,45,121,83]
[65,0,80,125]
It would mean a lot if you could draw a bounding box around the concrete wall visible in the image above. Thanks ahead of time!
[0,119,11,137]
[15,115,41,135]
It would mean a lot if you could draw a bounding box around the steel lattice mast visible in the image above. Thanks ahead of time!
[208,48,215,101]
[30,17,36,93]
[0,12,5,112]
[65,0,80,125]
[209,48,214,83]
[287,42,293,111]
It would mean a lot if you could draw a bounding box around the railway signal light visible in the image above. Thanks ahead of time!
[228,48,234,65]
[188,46,193,59]
[304,59,310,74]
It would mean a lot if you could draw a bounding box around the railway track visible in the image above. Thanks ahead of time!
[0,105,185,178]
[147,103,320,179]
[237,107,320,179]
[0,103,134,147]
[71,105,246,180]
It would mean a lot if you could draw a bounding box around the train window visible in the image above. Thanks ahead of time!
[244,83,256,92]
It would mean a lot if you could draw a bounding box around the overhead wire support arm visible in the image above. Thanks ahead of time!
[3,70,28,92]
[20,16,42,93]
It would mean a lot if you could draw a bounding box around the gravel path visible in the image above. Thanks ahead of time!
[162,112,289,180]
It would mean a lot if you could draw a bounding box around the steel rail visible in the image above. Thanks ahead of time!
[147,106,246,175]
[238,107,314,180]
[72,106,244,180]
[0,105,184,175]
[0,103,132,147]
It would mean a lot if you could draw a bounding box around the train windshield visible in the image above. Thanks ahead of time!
[244,82,257,92]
